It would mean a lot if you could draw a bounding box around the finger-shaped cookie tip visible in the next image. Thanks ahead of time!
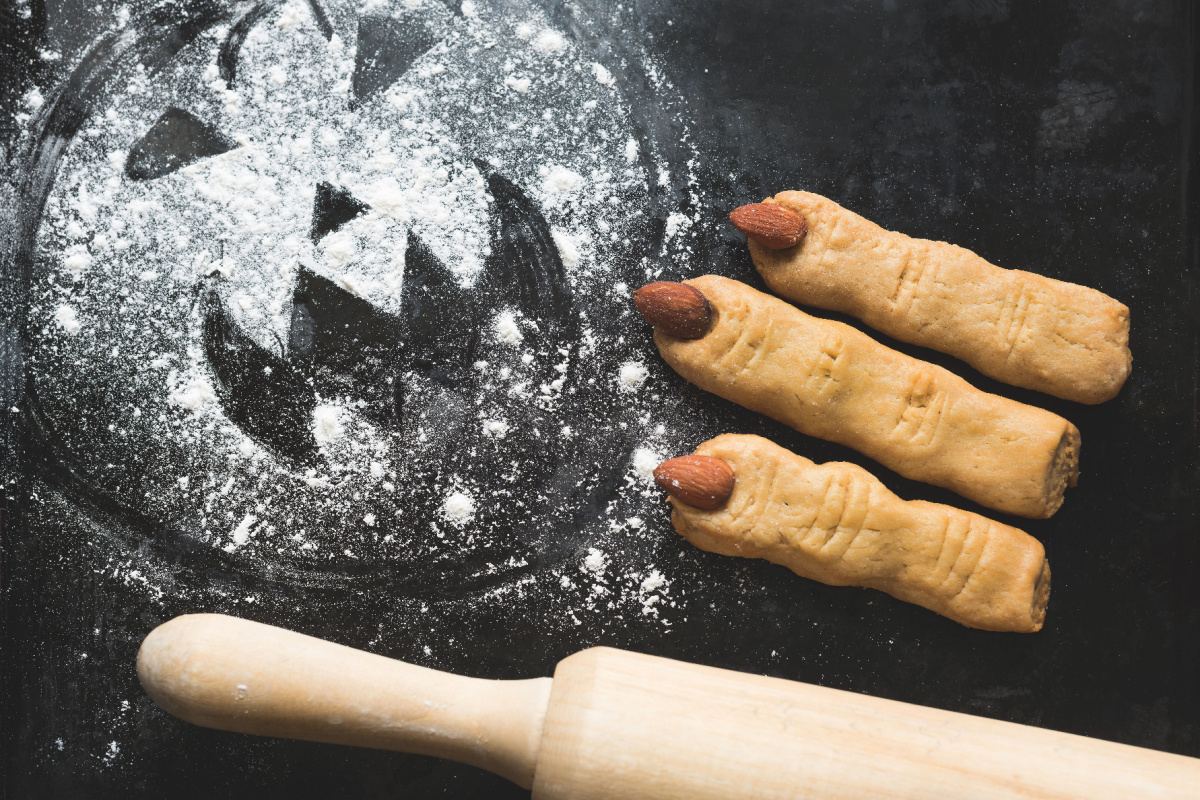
[729,202,807,249]
[632,281,713,339]
[653,454,735,509]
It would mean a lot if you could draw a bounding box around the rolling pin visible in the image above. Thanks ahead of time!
[137,614,1200,799]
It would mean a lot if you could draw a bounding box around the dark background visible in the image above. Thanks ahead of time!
[2,0,1198,796]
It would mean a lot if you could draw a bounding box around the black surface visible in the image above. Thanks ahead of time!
[2,0,1198,797]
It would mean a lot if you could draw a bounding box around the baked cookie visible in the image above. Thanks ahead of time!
[738,192,1131,404]
[640,275,1079,519]
[657,434,1050,632]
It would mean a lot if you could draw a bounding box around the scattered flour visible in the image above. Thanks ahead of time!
[592,63,615,86]
[22,0,704,671]
[482,419,510,438]
[665,211,693,240]
[631,447,661,482]
[637,568,670,616]
[62,245,91,280]
[22,86,45,111]
[640,569,666,593]
[533,29,566,55]
[229,513,256,548]
[321,230,356,265]
[169,378,218,414]
[443,490,476,526]
[582,547,608,576]
[618,361,649,391]
[552,229,581,268]
[495,312,523,345]
[312,404,345,446]
[503,75,531,94]
[54,305,81,334]
[541,165,583,195]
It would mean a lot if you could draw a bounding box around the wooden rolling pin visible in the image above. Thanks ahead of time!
[137,614,1199,799]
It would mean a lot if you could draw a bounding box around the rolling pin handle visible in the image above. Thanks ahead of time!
[136,614,551,789]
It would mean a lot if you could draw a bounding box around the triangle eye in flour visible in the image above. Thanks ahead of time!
[396,232,478,387]
[351,13,440,108]
[124,108,235,181]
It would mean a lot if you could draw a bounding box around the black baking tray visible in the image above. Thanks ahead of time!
[2,0,1197,797]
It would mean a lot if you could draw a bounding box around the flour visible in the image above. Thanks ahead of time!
[494,312,523,345]
[168,378,218,414]
[636,568,670,616]
[532,30,565,55]
[551,229,580,268]
[582,547,608,576]
[443,490,475,526]
[618,361,649,391]
[640,570,666,593]
[62,245,91,280]
[53,305,81,334]
[22,0,707,669]
[312,404,345,446]
[540,165,583,197]
[229,513,256,548]
[665,211,692,239]
[631,447,662,483]
[320,230,356,266]
[504,75,531,94]
[481,419,510,438]
[592,63,615,87]
[22,86,44,111]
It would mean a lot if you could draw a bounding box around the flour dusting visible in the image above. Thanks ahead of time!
[19,0,709,673]
[443,490,476,527]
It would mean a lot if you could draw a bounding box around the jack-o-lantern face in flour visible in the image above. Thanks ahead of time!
[17,0,686,599]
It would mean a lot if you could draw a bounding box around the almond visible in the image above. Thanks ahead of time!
[653,455,735,510]
[729,202,807,249]
[632,281,713,339]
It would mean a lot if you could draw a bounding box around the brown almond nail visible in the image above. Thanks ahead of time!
[653,455,735,510]
[729,202,807,249]
[632,281,713,339]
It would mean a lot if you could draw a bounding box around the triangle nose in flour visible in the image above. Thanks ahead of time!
[351,13,440,107]
[124,108,235,180]
[310,182,369,244]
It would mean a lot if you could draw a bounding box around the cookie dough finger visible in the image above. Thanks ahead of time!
[656,434,1050,633]
[637,275,1079,518]
[736,192,1132,405]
